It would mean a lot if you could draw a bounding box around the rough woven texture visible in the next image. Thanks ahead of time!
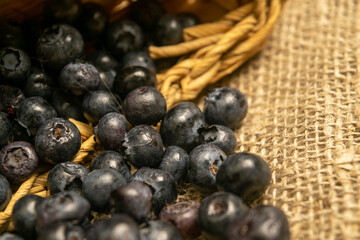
[216,0,360,239]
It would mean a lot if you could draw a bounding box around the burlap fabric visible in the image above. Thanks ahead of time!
[212,0,360,239]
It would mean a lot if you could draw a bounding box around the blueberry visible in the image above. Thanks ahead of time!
[158,146,188,183]
[87,214,141,240]
[0,85,25,116]
[226,205,290,240]
[140,220,182,240]
[37,222,86,240]
[12,195,43,240]
[0,47,31,86]
[187,144,226,193]
[0,233,24,240]
[51,90,86,122]
[82,169,127,212]
[90,151,131,181]
[160,102,205,152]
[23,70,54,100]
[36,24,84,71]
[0,112,13,149]
[43,0,82,25]
[35,191,90,232]
[93,112,127,151]
[118,51,156,74]
[76,2,108,41]
[178,12,201,28]
[123,86,166,126]
[0,174,11,211]
[0,21,26,49]
[154,14,183,46]
[130,0,165,31]
[34,118,81,164]
[216,152,271,203]
[198,192,248,239]
[199,125,237,155]
[10,119,32,143]
[81,90,121,124]
[159,201,201,239]
[110,181,153,223]
[106,19,144,59]
[113,66,157,99]
[204,87,248,129]
[132,167,177,214]
[59,61,100,96]
[0,141,39,183]
[16,96,57,136]
[47,162,89,195]
[122,125,163,168]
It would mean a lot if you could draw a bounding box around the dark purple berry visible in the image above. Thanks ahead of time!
[81,90,121,124]
[34,118,81,164]
[16,96,57,137]
[154,14,183,46]
[110,181,153,223]
[158,146,188,183]
[47,162,89,195]
[178,12,200,28]
[216,152,271,203]
[106,19,144,59]
[0,233,24,240]
[132,168,177,214]
[199,125,237,155]
[187,144,226,193]
[10,119,32,143]
[113,66,157,99]
[35,191,90,232]
[160,102,205,153]
[159,201,201,239]
[0,141,39,183]
[0,47,30,86]
[122,125,163,168]
[0,113,13,149]
[0,174,11,211]
[12,195,43,240]
[140,220,181,240]
[204,87,248,129]
[51,90,86,122]
[59,61,100,96]
[93,112,127,151]
[43,0,82,25]
[36,24,84,71]
[198,192,248,239]
[0,21,26,49]
[130,0,165,31]
[118,51,156,73]
[37,222,86,240]
[82,169,127,212]
[89,151,131,181]
[0,85,25,116]
[23,70,54,100]
[226,205,290,240]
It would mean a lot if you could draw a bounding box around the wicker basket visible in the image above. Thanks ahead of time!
[0,0,286,237]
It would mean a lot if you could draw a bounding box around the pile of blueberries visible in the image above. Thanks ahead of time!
[0,0,290,239]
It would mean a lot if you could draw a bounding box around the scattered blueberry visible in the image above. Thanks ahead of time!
[204,87,248,129]
[140,220,182,240]
[216,152,271,203]
[23,70,54,100]
[159,201,201,239]
[34,118,81,164]
[198,192,248,239]
[118,51,156,73]
[37,222,86,240]
[51,90,86,122]
[12,195,43,240]
[0,233,24,240]
[0,85,25,116]
[123,86,166,126]
[0,113,13,149]
[0,141,39,183]
[10,119,32,143]
[199,125,237,155]
[0,174,11,211]
[16,96,57,136]
[178,12,200,28]
[0,21,26,49]
[132,167,177,214]
[130,0,165,31]
[122,125,163,168]
[110,181,153,223]
[93,112,127,151]
[47,161,89,195]
[158,146,188,183]
[160,102,205,153]
[43,0,82,25]
[226,205,290,240]
[82,169,127,212]
[154,14,183,46]
[187,144,226,193]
